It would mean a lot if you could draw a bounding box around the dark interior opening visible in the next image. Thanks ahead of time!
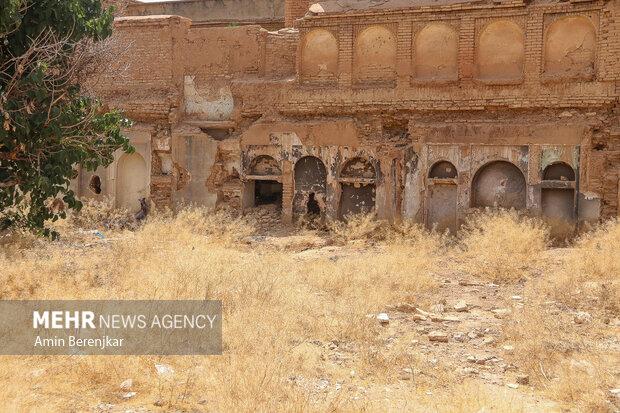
[89,175,102,194]
[307,192,321,215]
[254,180,282,207]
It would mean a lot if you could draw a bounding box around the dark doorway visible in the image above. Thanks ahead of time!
[307,192,321,215]
[294,156,327,218]
[254,180,282,207]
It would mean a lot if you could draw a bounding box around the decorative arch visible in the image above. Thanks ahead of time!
[116,152,148,212]
[544,16,596,78]
[429,160,458,179]
[353,25,397,84]
[249,155,281,176]
[414,23,459,81]
[476,20,524,81]
[340,157,376,180]
[472,160,526,210]
[294,156,328,217]
[339,157,376,218]
[543,162,575,181]
[301,29,338,80]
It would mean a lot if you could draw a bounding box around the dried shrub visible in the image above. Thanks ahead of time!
[458,210,549,282]
[540,219,620,313]
[65,197,137,231]
[328,212,383,244]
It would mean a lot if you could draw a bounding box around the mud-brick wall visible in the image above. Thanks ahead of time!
[93,16,190,123]
[262,30,298,78]
[285,0,310,27]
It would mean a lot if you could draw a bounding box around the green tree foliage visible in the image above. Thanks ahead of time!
[0,0,132,237]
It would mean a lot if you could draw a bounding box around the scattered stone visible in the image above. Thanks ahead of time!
[506,383,519,389]
[453,332,466,342]
[467,355,477,363]
[558,111,573,118]
[460,367,478,376]
[198,399,208,405]
[428,330,449,342]
[610,388,620,398]
[502,345,514,353]
[119,379,133,391]
[121,392,136,399]
[516,374,530,385]
[468,331,479,339]
[153,400,164,407]
[430,304,445,314]
[399,367,413,380]
[453,300,469,312]
[511,295,523,301]
[377,313,390,324]
[154,363,174,377]
[411,313,427,322]
[574,311,592,324]
[491,308,512,319]
[482,337,495,345]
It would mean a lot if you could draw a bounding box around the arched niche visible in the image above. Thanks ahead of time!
[116,152,148,212]
[544,16,596,78]
[340,157,376,180]
[353,25,397,84]
[294,156,328,217]
[476,20,524,82]
[301,29,338,80]
[414,23,459,81]
[429,160,458,179]
[543,162,575,181]
[472,161,526,210]
[249,155,281,176]
[339,157,376,218]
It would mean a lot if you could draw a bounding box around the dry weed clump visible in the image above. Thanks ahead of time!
[328,212,383,244]
[64,197,138,231]
[540,219,620,312]
[458,210,549,282]
[503,301,616,412]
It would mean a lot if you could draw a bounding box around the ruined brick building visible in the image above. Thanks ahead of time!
[79,0,620,231]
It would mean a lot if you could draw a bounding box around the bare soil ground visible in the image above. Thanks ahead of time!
[0,203,618,412]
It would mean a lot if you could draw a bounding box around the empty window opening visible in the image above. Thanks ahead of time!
[307,192,321,215]
[429,161,457,179]
[543,162,575,181]
[89,175,102,194]
[254,180,282,207]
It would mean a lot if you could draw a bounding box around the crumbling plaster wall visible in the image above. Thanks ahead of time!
[89,0,619,222]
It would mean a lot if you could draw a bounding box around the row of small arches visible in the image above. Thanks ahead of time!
[301,16,596,83]
[428,160,575,181]
[250,155,575,182]
[249,154,376,180]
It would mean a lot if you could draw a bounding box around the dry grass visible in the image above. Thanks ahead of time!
[0,208,442,411]
[0,208,616,412]
[458,210,549,282]
[540,219,620,312]
[502,220,620,412]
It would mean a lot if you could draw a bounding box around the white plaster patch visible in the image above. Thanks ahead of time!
[184,76,234,120]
